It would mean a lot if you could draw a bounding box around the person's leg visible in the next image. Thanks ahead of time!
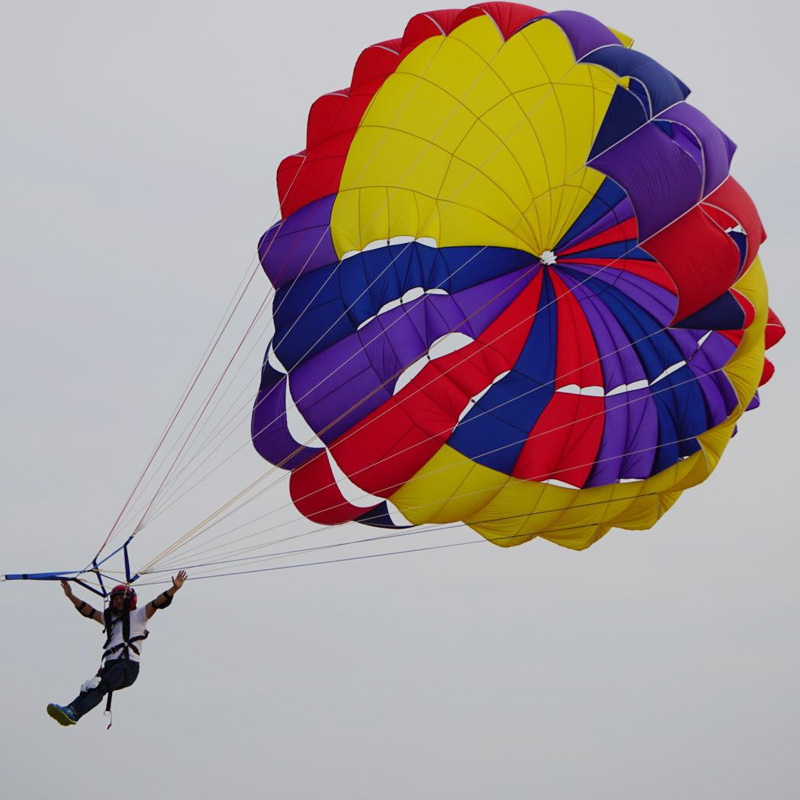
[68,660,130,720]
[48,660,142,725]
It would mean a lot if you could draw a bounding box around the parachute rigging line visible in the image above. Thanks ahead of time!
[93,21,606,556]
[147,484,681,578]
[135,218,732,574]
[133,504,687,585]
[97,258,263,553]
[94,101,343,553]
[129,208,754,577]
[136,167,650,539]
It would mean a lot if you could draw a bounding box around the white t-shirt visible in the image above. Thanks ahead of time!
[103,607,149,663]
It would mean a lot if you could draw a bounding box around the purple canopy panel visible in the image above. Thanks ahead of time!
[657,103,736,197]
[595,387,658,484]
[252,365,323,470]
[545,10,623,60]
[258,194,337,288]
[590,122,704,241]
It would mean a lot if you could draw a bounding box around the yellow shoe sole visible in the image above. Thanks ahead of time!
[47,703,76,726]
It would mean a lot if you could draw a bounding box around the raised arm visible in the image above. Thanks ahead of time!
[145,570,187,619]
[61,580,103,624]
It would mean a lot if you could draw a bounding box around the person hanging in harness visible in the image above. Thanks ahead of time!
[47,570,187,726]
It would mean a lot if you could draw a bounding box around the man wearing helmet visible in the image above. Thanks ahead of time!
[46,570,187,726]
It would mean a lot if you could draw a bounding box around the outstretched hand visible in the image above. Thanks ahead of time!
[60,580,74,599]
[171,570,188,591]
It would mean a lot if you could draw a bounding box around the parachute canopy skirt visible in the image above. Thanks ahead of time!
[252,4,784,551]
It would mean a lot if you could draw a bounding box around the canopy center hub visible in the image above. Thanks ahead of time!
[540,250,557,266]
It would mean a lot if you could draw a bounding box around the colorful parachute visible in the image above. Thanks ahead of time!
[251,3,784,550]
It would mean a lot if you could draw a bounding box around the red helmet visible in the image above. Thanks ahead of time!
[109,584,137,609]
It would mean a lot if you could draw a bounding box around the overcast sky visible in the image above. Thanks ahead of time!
[2,1,798,798]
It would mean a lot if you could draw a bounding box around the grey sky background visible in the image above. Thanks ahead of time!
[2,1,798,798]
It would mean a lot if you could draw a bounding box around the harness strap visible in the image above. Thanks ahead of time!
[102,594,147,660]
[103,662,126,731]
[122,597,130,647]
[103,632,148,660]
[105,686,114,729]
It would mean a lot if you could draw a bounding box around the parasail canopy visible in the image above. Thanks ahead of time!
[251,3,785,550]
